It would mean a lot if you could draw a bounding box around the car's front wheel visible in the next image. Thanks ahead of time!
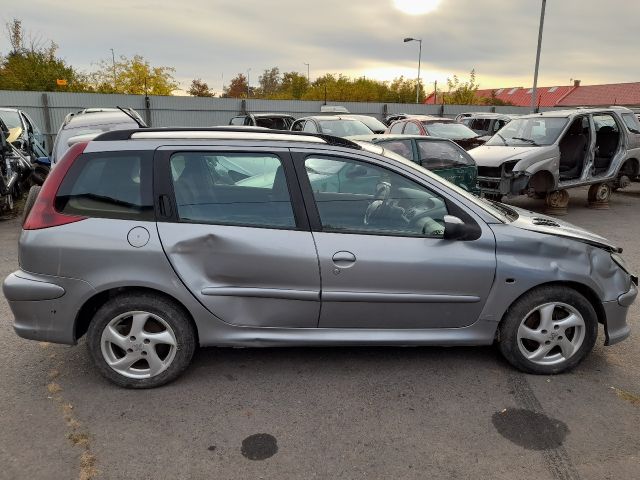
[87,293,196,388]
[498,286,598,374]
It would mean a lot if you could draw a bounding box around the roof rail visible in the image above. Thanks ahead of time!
[92,127,363,150]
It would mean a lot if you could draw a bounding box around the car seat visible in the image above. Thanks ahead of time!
[559,120,587,179]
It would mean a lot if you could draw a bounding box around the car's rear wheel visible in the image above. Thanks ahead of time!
[498,286,597,374]
[87,293,196,388]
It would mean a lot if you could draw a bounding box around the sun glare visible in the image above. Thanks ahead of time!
[393,0,442,15]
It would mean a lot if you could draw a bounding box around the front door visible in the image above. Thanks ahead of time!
[295,151,496,329]
[156,148,320,328]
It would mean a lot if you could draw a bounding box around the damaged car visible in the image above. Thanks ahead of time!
[3,127,636,388]
[470,107,640,203]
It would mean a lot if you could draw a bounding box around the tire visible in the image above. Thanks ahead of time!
[32,165,49,186]
[498,286,597,375]
[87,293,196,388]
[22,185,41,224]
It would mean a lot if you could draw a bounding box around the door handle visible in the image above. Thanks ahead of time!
[332,251,356,268]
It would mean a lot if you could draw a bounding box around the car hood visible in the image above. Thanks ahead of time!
[508,205,621,253]
[470,145,546,167]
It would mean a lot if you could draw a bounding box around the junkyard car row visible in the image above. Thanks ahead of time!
[1,104,638,388]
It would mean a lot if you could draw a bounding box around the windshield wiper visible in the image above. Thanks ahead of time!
[511,137,539,146]
[495,133,507,145]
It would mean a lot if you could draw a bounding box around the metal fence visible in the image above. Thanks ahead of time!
[0,89,558,152]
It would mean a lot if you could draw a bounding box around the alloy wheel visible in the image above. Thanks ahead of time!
[100,310,178,379]
[516,302,586,366]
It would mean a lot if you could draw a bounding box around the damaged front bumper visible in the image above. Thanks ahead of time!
[477,167,530,197]
[602,278,637,345]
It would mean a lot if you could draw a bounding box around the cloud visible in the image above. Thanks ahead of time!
[4,0,639,93]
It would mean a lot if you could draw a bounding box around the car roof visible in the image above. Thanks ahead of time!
[397,115,453,122]
[296,115,367,121]
[348,134,457,143]
[236,113,295,118]
[519,107,633,119]
[462,113,519,119]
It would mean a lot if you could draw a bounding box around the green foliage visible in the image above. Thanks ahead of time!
[188,78,215,97]
[89,54,178,95]
[0,19,90,92]
[441,69,479,105]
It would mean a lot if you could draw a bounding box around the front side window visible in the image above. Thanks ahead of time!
[291,120,305,132]
[56,152,153,220]
[170,152,295,228]
[417,140,474,169]
[229,117,245,126]
[303,121,317,133]
[304,155,448,237]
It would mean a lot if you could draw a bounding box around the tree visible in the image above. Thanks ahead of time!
[188,78,214,97]
[89,54,178,95]
[222,73,249,98]
[0,19,90,92]
[258,67,281,98]
[480,90,514,106]
[441,69,480,105]
[278,72,309,99]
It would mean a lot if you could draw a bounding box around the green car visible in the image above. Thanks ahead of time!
[348,134,480,195]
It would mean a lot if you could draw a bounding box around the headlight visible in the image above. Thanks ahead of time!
[503,160,519,175]
[611,253,631,274]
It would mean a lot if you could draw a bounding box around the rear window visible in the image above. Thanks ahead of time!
[55,151,154,220]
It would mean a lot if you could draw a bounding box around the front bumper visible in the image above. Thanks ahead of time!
[2,270,96,345]
[602,280,638,346]
[478,173,530,196]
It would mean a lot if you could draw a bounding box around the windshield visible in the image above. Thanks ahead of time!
[0,110,22,130]
[423,122,478,140]
[318,119,373,137]
[486,116,568,146]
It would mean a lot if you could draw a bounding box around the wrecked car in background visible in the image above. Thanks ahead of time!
[469,107,640,203]
[229,113,295,130]
[0,107,48,160]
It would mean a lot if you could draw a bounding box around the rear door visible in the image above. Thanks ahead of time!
[155,146,321,328]
[293,149,496,329]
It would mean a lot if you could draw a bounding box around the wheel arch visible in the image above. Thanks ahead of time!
[74,286,199,344]
[528,169,555,193]
[621,157,639,176]
[497,280,606,332]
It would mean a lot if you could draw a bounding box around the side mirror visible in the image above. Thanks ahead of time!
[443,215,470,240]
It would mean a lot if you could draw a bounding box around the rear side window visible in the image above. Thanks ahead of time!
[403,122,421,135]
[389,121,404,134]
[170,152,296,229]
[55,151,154,220]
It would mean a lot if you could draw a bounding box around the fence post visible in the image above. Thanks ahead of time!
[41,93,53,153]
[144,95,152,127]
[439,104,445,117]
[382,103,388,120]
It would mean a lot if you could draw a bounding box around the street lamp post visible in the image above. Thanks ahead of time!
[403,37,422,104]
[304,62,310,83]
[110,48,117,91]
[531,0,547,113]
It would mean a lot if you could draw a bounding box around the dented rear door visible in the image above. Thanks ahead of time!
[154,146,320,328]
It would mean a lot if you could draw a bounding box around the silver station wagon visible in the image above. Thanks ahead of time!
[3,128,637,388]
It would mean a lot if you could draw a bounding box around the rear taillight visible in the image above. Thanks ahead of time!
[23,142,89,230]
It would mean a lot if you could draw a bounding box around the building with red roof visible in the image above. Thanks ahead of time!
[424,80,640,108]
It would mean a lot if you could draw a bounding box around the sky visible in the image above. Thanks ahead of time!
[3,0,639,95]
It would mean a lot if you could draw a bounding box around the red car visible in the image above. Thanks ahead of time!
[385,115,485,150]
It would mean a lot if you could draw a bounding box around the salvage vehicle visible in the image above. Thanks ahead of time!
[50,108,146,168]
[386,115,486,150]
[349,134,479,194]
[459,113,518,138]
[0,107,48,160]
[229,113,295,130]
[291,115,373,137]
[470,107,640,202]
[4,128,636,388]
[0,120,37,214]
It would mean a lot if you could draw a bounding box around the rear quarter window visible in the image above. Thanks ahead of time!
[55,151,154,220]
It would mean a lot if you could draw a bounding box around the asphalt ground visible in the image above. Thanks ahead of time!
[1,185,639,480]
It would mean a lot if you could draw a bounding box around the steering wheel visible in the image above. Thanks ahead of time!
[364,181,392,225]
